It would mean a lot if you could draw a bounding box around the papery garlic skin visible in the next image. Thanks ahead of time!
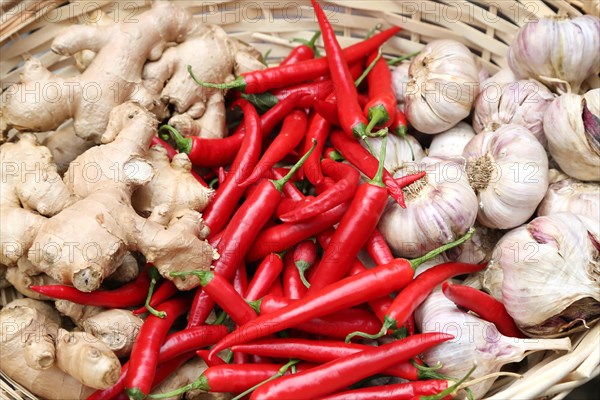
[538,178,600,220]
[543,89,600,181]
[428,122,475,159]
[463,124,549,229]
[416,289,571,399]
[379,158,477,258]
[392,63,410,103]
[484,213,600,337]
[363,134,425,175]
[508,15,600,94]
[481,68,517,89]
[404,40,480,134]
[473,80,554,146]
[444,224,503,265]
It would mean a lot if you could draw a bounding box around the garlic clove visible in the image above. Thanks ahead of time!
[537,177,600,220]
[463,124,549,229]
[362,133,425,175]
[428,122,475,159]
[484,212,600,337]
[473,79,555,147]
[543,89,600,181]
[508,15,600,94]
[481,68,517,89]
[378,158,478,258]
[391,62,411,103]
[404,40,479,134]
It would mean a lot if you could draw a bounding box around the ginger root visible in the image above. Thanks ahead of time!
[81,309,143,357]
[4,268,58,300]
[143,24,264,138]
[55,299,103,323]
[55,328,122,389]
[133,145,214,219]
[0,299,95,399]
[0,1,194,142]
[41,122,95,175]
[29,103,215,291]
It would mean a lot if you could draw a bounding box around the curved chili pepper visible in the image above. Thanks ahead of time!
[125,297,191,400]
[189,27,400,93]
[280,159,360,223]
[247,200,349,261]
[365,227,394,265]
[292,239,317,288]
[172,270,256,326]
[330,129,407,207]
[321,380,452,400]
[301,106,331,185]
[188,143,317,323]
[364,50,397,133]
[249,333,454,400]
[240,110,308,187]
[148,363,313,398]
[283,31,321,64]
[347,249,486,343]
[245,253,284,301]
[30,265,150,308]
[390,106,409,136]
[441,281,525,338]
[233,265,249,296]
[186,289,213,328]
[311,0,371,140]
[133,280,178,315]
[230,338,438,381]
[282,250,307,300]
[202,99,262,236]
[306,135,389,292]
[253,295,382,339]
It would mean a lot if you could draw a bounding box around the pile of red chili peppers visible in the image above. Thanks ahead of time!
[28,2,525,399]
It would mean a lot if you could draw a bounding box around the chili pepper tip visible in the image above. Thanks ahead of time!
[188,65,247,91]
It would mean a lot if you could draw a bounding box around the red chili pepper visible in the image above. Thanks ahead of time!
[280,159,360,223]
[190,27,400,94]
[306,135,389,292]
[248,333,453,400]
[125,297,190,400]
[172,270,256,326]
[282,31,321,64]
[254,295,382,340]
[195,350,227,367]
[441,281,525,338]
[188,143,317,323]
[245,80,335,111]
[240,109,308,187]
[186,289,213,328]
[230,338,435,381]
[233,264,249,296]
[148,363,313,398]
[245,253,284,301]
[30,265,151,308]
[133,279,178,315]
[347,251,486,343]
[364,50,397,132]
[321,380,452,400]
[282,251,307,300]
[311,0,371,140]
[390,106,409,136]
[314,93,371,126]
[365,227,394,265]
[292,239,318,288]
[248,200,349,261]
[267,277,284,298]
[202,99,262,236]
[330,129,407,207]
[300,108,332,185]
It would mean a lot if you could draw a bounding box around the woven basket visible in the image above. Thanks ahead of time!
[0,1,598,399]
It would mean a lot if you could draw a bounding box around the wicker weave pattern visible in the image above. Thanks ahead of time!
[0,1,598,399]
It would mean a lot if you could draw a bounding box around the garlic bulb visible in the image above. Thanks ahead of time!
[378,158,478,258]
[463,124,549,229]
[473,79,554,146]
[416,288,572,399]
[481,68,516,89]
[538,178,600,220]
[483,213,600,337]
[363,133,425,174]
[444,224,503,265]
[428,122,475,158]
[404,40,480,134]
[543,89,600,181]
[508,15,600,93]
[391,62,410,103]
